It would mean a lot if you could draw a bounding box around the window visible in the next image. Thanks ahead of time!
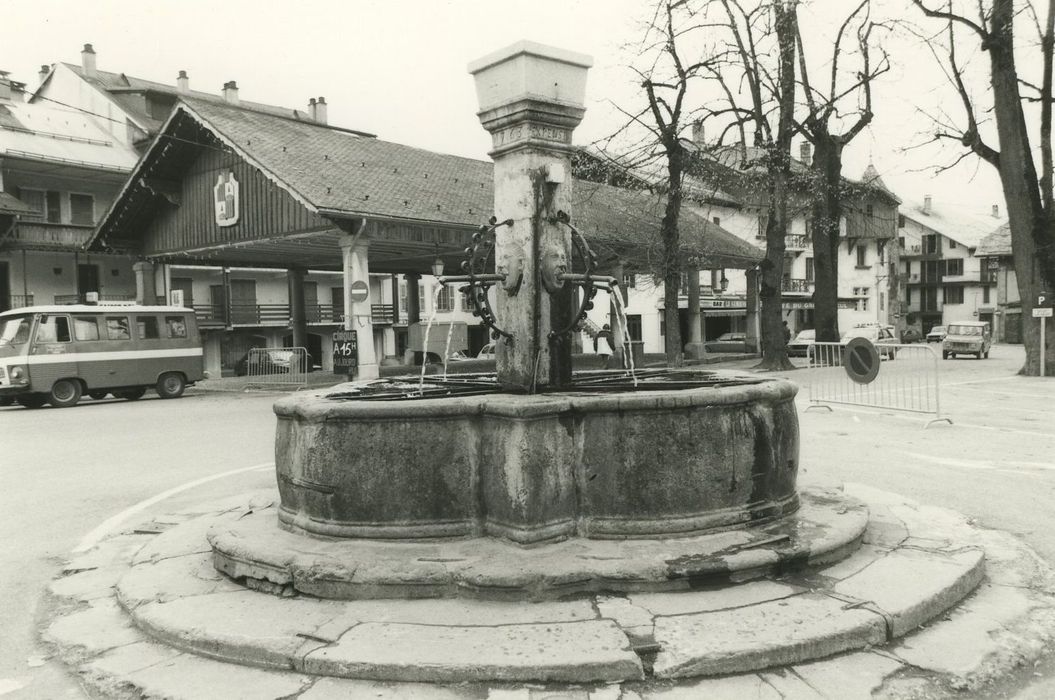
[36,315,71,342]
[866,204,874,217]
[949,239,957,249]
[923,287,939,311]
[805,258,814,282]
[72,316,100,341]
[136,316,160,340]
[757,215,769,240]
[898,214,906,228]
[856,245,867,268]
[712,216,720,225]
[923,234,938,254]
[983,285,990,304]
[70,194,95,225]
[880,293,885,311]
[853,287,870,312]
[906,289,913,305]
[626,314,643,342]
[46,191,61,223]
[16,188,45,219]
[623,273,637,289]
[943,286,964,304]
[165,316,188,338]
[945,258,963,276]
[105,316,131,340]
[898,236,905,248]
[878,245,885,264]
[436,284,455,313]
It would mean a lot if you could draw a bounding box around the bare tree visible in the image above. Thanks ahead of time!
[911,0,1055,375]
[701,0,799,370]
[796,1,890,343]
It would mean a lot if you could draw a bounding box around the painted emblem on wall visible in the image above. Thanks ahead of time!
[213,171,240,227]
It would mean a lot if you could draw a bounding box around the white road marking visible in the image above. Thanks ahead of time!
[0,679,27,696]
[902,452,1055,474]
[73,462,274,553]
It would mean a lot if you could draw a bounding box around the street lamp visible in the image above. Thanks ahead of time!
[431,248,445,277]
[720,270,729,292]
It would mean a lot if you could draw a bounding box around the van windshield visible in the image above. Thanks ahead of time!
[947,325,983,336]
[0,315,32,347]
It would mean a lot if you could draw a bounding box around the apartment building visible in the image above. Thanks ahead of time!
[897,196,1006,337]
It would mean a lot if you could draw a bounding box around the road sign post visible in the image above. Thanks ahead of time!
[1037,292,1052,377]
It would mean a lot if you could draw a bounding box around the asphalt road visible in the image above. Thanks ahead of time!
[0,345,1052,699]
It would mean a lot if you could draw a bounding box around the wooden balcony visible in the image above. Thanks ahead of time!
[10,222,94,249]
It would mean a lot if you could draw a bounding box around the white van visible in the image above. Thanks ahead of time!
[0,305,204,408]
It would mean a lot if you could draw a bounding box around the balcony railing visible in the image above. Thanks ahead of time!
[785,234,810,250]
[782,278,813,293]
[53,293,136,305]
[11,222,95,248]
[8,294,34,309]
[191,303,395,327]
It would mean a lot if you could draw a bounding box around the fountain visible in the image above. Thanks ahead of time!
[207,41,849,600]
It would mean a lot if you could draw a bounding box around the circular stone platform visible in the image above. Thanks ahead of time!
[94,485,993,687]
[210,488,867,601]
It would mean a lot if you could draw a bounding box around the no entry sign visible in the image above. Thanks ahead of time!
[349,280,369,304]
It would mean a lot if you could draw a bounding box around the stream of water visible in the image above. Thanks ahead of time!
[418,284,445,394]
[610,289,638,386]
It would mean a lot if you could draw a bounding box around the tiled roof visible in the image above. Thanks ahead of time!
[184,97,494,226]
[0,101,139,171]
[97,97,764,269]
[0,190,34,215]
[61,63,319,132]
[976,222,1012,256]
[902,198,1006,248]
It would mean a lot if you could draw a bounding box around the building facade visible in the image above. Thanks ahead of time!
[897,196,1005,337]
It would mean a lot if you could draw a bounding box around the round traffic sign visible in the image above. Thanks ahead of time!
[349,280,369,303]
[843,337,881,384]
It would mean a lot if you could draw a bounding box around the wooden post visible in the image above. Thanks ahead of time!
[287,267,307,350]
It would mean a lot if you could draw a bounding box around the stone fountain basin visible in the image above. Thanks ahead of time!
[273,371,800,545]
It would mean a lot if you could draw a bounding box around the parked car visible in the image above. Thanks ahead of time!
[704,332,748,353]
[234,348,313,376]
[476,342,496,360]
[942,321,992,359]
[926,325,947,343]
[786,329,815,357]
[842,324,899,358]
[809,324,898,364]
[901,328,923,344]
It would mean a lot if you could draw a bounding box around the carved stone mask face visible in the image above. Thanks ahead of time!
[497,245,524,295]
[541,245,568,294]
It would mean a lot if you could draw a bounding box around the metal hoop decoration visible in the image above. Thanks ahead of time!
[550,210,610,339]
[459,217,514,341]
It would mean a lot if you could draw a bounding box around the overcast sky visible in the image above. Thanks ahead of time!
[2,0,1009,215]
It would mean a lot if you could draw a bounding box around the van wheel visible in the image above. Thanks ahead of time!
[156,373,186,399]
[17,394,47,409]
[49,379,83,408]
[88,391,109,400]
[115,387,147,401]
[942,351,949,359]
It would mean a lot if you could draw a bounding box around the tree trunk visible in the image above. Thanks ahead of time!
[662,147,685,366]
[756,2,796,371]
[988,0,1055,375]
[810,134,844,343]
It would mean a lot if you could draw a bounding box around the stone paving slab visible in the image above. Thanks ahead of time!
[651,592,887,678]
[41,484,1055,698]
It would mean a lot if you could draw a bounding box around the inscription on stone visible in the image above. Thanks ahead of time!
[492,123,571,149]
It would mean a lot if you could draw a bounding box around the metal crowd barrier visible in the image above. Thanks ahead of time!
[244,346,311,387]
[805,341,952,427]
